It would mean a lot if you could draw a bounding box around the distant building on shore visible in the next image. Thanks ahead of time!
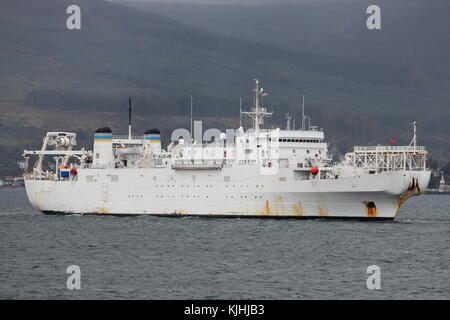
[1,176,24,187]
[439,175,447,192]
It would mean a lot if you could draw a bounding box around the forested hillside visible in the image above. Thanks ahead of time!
[0,0,448,176]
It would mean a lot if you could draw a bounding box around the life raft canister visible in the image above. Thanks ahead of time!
[310,166,319,175]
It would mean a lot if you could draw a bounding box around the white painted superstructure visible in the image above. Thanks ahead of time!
[23,81,430,220]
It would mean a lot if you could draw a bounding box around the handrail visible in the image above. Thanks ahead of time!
[112,135,144,140]
[354,145,426,152]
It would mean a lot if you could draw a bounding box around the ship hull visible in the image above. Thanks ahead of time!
[40,210,395,220]
[24,166,430,220]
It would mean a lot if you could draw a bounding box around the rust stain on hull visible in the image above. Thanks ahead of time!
[293,203,303,216]
[317,204,328,217]
[367,206,377,217]
[275,196,285,216]
[395,190,416,210]
[364,201,377,217]
[395,178,421,211]
[92,207,110,214]
[263,200,271,216]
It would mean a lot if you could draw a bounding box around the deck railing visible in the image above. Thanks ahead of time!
[354,145,426,152]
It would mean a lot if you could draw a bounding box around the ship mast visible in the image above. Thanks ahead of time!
[190,95,193,142]
[239,97,242,128]
[241,79,272,134]
[255,79,261,134]
[128,97,132,139]
[409,121,417,152]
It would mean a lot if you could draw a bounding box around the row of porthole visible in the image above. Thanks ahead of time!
[155,184,214,188]
[151,184,265,188]
[226,185,265,188]
[272,138,324,143]
[128,195,263,199]
[155,195,209,199]
[226,195,263,199]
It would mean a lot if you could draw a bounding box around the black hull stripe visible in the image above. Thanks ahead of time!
[42,210,394,221]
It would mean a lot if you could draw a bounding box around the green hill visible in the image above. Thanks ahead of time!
[120,0,450,79]
[0,0,449,176]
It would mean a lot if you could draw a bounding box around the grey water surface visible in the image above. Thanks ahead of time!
[0,188,448,299]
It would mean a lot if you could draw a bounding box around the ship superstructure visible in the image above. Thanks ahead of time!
[23,80,430,219]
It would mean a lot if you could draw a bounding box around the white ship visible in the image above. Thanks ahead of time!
[23,80,430,220]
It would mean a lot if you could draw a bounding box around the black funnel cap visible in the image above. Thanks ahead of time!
[144,128,160,135]
[95,127,112,133]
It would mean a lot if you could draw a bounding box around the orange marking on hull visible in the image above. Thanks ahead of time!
[293,204,303,216]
